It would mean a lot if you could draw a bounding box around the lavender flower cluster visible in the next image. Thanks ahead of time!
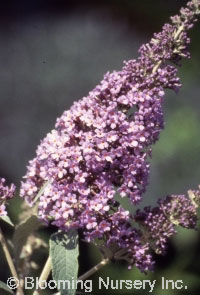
[0,178,16,216]
[101,189,200,271]
[135,192,200,256]
[20,0,200,272]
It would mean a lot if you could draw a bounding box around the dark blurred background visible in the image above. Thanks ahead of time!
[0,0,200,294]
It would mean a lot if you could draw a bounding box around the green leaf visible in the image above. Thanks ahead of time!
[32,180,51,204]
[13,215,43,264]
[0,216,14,227]
[50,230,79,295]
[0,281,14,295]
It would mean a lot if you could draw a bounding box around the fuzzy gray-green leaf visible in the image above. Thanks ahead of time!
[0,216,14,227]
[50,230,79,295]
[0,281,14,295]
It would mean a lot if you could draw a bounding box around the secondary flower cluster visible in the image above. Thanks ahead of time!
[0,178,16,216]
[99,189,200,272]
[20,0,200,272]
[135,191,200,256]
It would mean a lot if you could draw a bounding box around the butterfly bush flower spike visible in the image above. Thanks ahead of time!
[135,191,200,255]
[20,0,200,272]
[0,178,16,216]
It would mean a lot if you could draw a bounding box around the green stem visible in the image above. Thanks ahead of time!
[47,256,109,295]
[33,256,52,295]
[0,227,24,295]
[32,181,51,204]
[78,258,110,281]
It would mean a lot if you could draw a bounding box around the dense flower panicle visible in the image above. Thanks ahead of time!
[135,191,200,255]
[159,195,198,229]
[135,206,176,255]
[0,178,16,216]
[20,0,200,271]
[105,222,154,272]
[20,60,167,224]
